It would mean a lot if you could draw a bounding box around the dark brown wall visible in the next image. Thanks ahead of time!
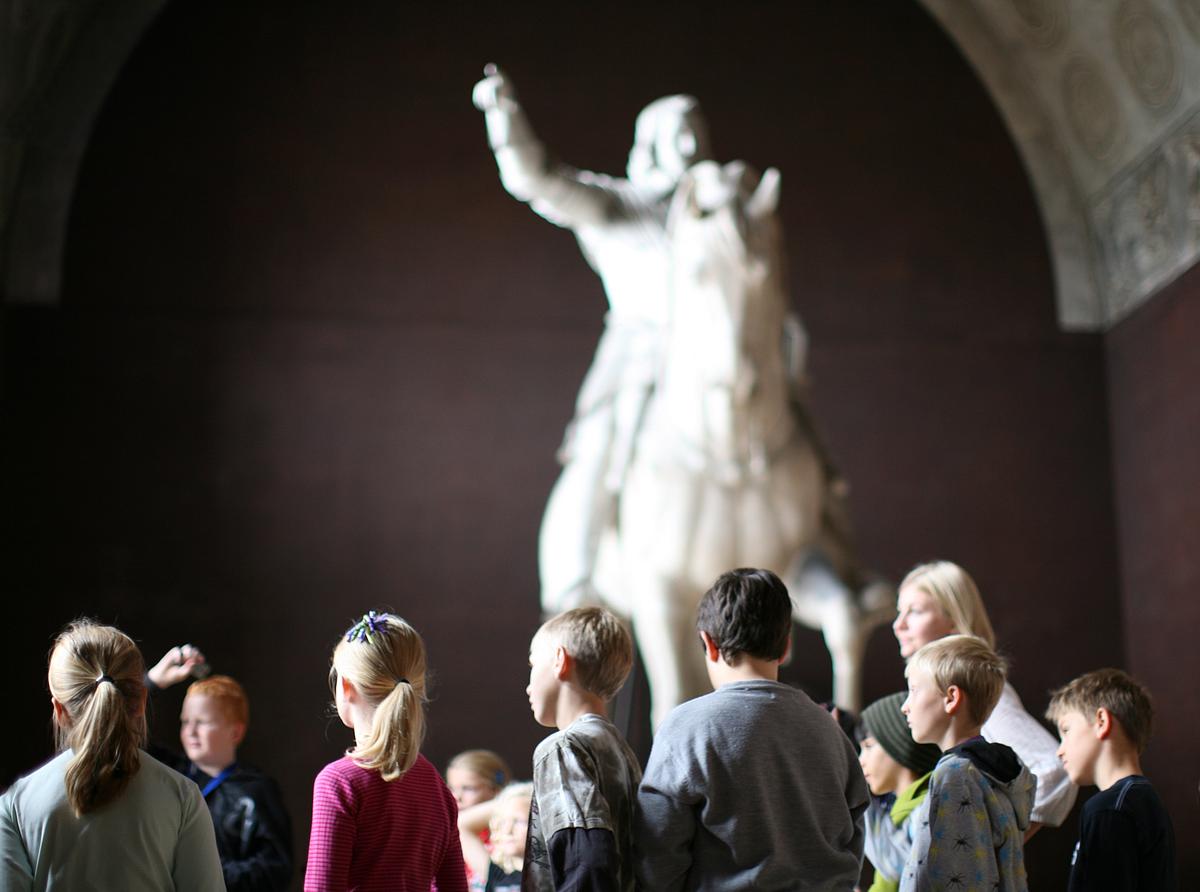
[1,0,1142,886]
[1106,264,1200,884]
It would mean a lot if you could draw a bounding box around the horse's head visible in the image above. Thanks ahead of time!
[660,161,793,472]
[667,160,787,388]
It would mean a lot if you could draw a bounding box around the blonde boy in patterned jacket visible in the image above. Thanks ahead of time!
[900,635,1035,892]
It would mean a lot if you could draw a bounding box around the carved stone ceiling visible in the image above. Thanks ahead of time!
[919,0,1200,329]
[3,0,1199,329]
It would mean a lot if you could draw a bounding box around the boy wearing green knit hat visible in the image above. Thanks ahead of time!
[858,692,942,892]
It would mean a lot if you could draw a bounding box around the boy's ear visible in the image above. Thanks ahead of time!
[553,644,571,680]
[1094,706,1114,740]
[231,721,247,747]
[699,631,721,664]
[943,684,964,716]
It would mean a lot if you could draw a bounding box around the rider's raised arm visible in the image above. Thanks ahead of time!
[473,65,619,229]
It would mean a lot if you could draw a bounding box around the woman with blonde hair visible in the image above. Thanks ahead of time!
[0,620,224,890]
[893,561,1076,834]
[305,611,466,891]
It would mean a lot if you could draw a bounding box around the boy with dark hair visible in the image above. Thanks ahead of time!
[1046,668,1177,891]
[635,568,869,891]
[900,635,1034,892]
[523,606,642,892]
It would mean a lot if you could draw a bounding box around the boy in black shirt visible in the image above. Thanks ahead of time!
[1047,668,1176,891]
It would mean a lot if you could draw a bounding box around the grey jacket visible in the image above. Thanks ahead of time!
[899,738,1036,892]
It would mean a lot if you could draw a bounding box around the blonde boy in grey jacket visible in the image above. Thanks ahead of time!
[900,635,1035,892]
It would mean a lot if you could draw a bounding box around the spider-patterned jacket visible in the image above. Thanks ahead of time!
[899,737,1035,892]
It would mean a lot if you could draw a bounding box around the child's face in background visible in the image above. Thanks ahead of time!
[1055,708,1102,786]
[180,693,242,771]
[447,767,497,809]
[858,735,907,796]
[901,667,949,746]
[490,795,532,864]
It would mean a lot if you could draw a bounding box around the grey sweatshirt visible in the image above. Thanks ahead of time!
[635,680,868,891]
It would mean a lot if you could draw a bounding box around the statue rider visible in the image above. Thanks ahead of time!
[474,65,718,613]
[473,66,849,613]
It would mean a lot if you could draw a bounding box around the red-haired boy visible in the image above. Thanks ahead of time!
[149,646,293,892]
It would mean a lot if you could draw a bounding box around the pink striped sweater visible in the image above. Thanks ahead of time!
[305,754,467,892]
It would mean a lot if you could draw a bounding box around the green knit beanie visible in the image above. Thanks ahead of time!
[861,691,941,776]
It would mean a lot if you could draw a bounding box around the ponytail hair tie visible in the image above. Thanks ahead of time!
[95,674,114,686]
[397,677,410,686]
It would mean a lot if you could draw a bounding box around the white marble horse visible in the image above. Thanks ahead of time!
[590,161,893,727]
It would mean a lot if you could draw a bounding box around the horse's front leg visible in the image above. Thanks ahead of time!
[629,575,711,730]
[823,607,867,714]
[538,407,618,614]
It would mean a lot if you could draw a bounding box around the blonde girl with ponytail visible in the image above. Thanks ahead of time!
[305,611,468,892]
[0,620,224,890]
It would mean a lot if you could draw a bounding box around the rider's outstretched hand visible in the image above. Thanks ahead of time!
[472,63,516,112]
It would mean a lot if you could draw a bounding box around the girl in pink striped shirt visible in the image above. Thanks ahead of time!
[305,611,467,892]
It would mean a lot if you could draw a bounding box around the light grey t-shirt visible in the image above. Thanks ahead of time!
[636,680,868,892]
[0,749,224,891]
[524,713,642,892]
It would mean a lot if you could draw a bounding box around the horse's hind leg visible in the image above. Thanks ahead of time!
[787,552,867,712]
[823,578,896,713]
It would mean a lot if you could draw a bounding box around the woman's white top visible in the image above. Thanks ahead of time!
[0,749,224,891]
[982,682,1077,826]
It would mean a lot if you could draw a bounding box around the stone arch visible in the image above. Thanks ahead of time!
[917,0,1200,330]
[1,0,168,306]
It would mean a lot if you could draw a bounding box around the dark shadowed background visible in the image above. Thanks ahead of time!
[3,1,1196,888]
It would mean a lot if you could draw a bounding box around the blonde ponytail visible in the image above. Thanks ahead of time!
[48,621,147,816]
[334,612,428,781]
[357,678,426,780]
